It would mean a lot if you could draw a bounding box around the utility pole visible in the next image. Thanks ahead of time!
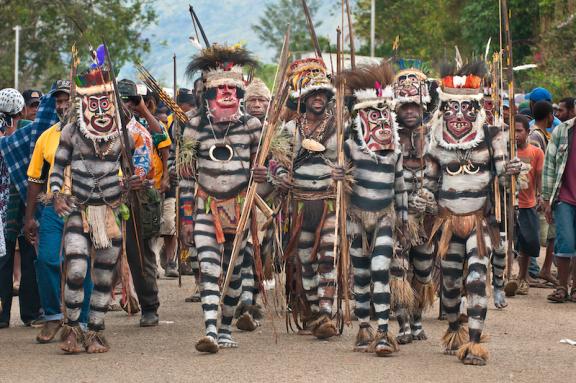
[13,25,21,90]
[370,0,375,57]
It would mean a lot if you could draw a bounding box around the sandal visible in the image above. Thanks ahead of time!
[36,320,62,344]
[547,287,568,303]
[537,272,558,287]
[570,288,576,303]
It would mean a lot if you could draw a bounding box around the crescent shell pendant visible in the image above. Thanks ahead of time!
[209,143,234,162]
[302,138,326,152]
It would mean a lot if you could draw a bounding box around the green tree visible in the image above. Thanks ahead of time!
[0,0,157,90]
[254,63,279,90]
[460,0,539,64]
[353,0,539,68]
[252,0,330,59]
[353,0,464,64]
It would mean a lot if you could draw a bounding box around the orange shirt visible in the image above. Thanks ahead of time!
[517,143,544,209]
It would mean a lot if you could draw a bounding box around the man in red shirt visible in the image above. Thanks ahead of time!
[507,115,545,296]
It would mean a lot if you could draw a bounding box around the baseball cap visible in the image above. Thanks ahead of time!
[52,80,71,95]
[526,87,552,102]
[118,79,138,99]
[177,88,194,104]
[503,99,510,109]
[22,89,42,106]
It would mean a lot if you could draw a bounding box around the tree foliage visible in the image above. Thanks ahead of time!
[0,0,157,90]
[352,0,576,98]
[252,0,330,60]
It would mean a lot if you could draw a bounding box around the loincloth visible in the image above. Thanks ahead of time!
[196,187,246,244]
[428,206,498,259]
[79,204,121,249]
[284,197,334,264]
[349,204,395,256]
[406,212,434,247]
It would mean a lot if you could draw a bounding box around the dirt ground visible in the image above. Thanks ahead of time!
[1,274,575,383]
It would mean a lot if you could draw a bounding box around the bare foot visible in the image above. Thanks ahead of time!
[217,334,239,348]
[396,332,413,344]
[236,312,258,332]
[195,336,219,353]
[368,331,399,357]
[538,272,558,286]
[411,329,427,341]
[463,353,487,366]
[312,318,338,340]
[85,331,109,353]
[493,288,508,309]
[59,326,84,354]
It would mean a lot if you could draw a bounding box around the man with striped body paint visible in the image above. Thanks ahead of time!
[271,58,340,340]
[337,61,408,356]
[179,45,267,353]
[50,55,152,354]
[419,62,521,366]
[391,60,436,344]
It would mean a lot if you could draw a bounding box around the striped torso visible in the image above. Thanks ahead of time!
[345,139,401,212]
[181,114,261,200]
[281,118,337,196]
[427,125,507,215]
[50,123,123,206]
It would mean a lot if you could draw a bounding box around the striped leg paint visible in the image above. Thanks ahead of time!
[410,243,435,340]
[440,236,467,354]
[371,218,394,334]
[317,212,336,315]
[297,229,320,313]
[239,243,256,306]
[456,230,492,365]
[491,233,507,308]
[391,253,412,344]
[88,238,121,331]
[218,231,247,345]
[350,222,371,324]
[465,231,491,344]
[63,212,90,326]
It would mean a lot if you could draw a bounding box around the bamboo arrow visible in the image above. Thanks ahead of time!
[220,27,292,301]
[500,0,517,280]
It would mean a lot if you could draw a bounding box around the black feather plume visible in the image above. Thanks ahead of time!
[185,45,259,79]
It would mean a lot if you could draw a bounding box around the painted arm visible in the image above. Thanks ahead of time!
[49,123,73,193]
[394,153,408,223]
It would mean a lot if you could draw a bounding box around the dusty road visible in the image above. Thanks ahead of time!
[1,275,575,383]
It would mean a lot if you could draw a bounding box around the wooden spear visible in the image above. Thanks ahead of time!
[334,26,351,325]
[220,27,292,301]
[345,0,356,69]
[500,0,517,280]
[301,0,322,58]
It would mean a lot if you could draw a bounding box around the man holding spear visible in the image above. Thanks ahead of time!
[178,44,268,353]
[271,57,340,340]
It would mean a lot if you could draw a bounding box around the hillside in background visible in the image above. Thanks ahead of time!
[119,0,340,88]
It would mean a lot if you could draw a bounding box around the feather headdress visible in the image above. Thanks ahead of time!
[438,61,486,100]
[287,57,335,102]
[393,58,431,105]
[185,44,258,90]
[338,61,395,111]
